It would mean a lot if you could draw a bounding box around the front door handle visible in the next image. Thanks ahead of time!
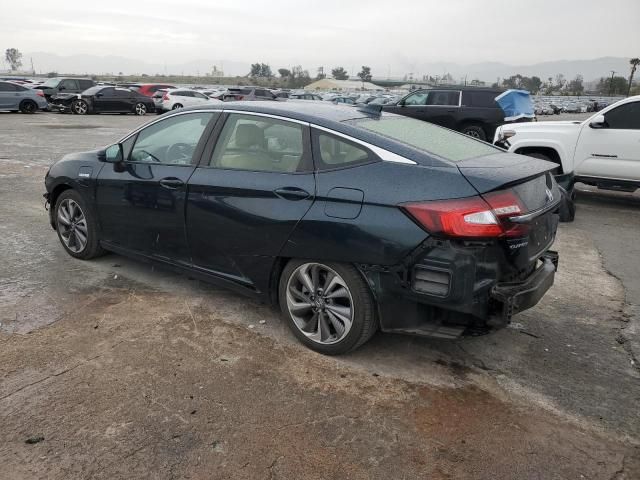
[159,177,184,189]
[274,187,310,201]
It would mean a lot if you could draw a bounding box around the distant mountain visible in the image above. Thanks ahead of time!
[24,52,634,83]
[26,52,250,77]
[395,57,633,83]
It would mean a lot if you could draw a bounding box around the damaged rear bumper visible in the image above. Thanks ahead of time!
[488,251,558,327]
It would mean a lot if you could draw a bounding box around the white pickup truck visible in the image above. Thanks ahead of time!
[494,95,640,220]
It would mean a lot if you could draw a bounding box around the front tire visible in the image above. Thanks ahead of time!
[134,102,147,115]
[72,99,89,115]
[19,100,37,114]
[461,124,487,141]
[557,186,576,222]
[279,260,377,355]
[54,190,105,259]
[171,103,183,110]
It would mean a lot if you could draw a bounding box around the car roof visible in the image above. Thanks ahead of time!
[176,101,371,124]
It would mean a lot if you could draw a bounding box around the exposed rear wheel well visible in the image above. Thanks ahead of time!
[515,147,563,173]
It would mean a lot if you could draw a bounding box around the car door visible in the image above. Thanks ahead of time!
[95,111,219,264]
[192,91,210,106]
[59,79,79,94]
[186,112,315,285]
[0,82,19,109]
[112,88,135,112]
[92,87,116,112]
[574,100,640,181]
[385,91,429,119]
[422,90,461,129]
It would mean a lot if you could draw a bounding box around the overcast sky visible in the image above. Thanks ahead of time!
[2,0,639,75]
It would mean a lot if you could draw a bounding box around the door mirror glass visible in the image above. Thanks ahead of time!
[589,114,606,128]
[101,144,123,163]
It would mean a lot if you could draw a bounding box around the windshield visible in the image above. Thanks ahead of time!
[353,116,501,162]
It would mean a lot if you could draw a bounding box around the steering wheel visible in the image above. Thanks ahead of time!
[167,143,194,163]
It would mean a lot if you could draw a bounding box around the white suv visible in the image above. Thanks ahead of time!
[158,89,222,113]
[494,95,640,218]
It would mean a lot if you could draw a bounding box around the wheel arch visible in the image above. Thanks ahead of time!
[48,183,74,229]
[270,256,382,329]
[514,146,564,173]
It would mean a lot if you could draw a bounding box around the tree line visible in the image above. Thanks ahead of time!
[248,62,372,88]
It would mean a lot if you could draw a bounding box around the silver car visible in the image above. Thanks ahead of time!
[0,81,48,113]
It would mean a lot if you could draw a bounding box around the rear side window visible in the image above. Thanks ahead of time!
[79,80,94,89]
[468,91,499,108]
[312,130,372,170]
[426,91,460,106]
[354,117,500,162]
[605,102,640,130]
[210,114,307,173]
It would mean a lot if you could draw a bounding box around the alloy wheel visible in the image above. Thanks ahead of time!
[57,199,88,253]
[74,101,88,115]
[135,103,147,115]
[22,101,36,113]
[465,130,481,138]
[286,263,354,345]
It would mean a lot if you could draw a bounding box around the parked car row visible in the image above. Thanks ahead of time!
[533,95,622,116]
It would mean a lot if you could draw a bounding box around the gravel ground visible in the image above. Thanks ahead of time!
[0,111,639,479]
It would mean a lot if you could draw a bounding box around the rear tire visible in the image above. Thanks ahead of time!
[54,190,105,259]
[19,100,37,114]
[279,260,377,355]
[557,186,576,222]
[461,124,487,141]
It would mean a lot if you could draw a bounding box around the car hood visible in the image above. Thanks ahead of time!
[456,152,557,193]
[502,120,583,132]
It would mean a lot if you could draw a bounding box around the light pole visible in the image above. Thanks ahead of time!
[609,70,616,96]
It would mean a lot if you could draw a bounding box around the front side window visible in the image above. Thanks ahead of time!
[605,102,640,130]
[60,79,78,90]
[314,132,370,169]
[129,112,216,165]
[403,92,428,106]
[210,114,306,173]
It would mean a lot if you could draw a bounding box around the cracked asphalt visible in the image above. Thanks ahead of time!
[1,111,639,479]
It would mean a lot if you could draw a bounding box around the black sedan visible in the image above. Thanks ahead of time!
[50,86,155,115]
[44,102,560,354]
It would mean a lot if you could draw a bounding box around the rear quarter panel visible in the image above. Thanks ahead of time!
[281,161,478,266]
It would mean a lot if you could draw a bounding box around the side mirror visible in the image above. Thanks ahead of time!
[589,114,606,129]
[96,93,103,97]
[398,99,405,107]
[98,144,123,163]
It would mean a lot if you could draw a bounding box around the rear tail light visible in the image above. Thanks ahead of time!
[402,190,527,238]
[36,90,44,97]
[162,93,169,101]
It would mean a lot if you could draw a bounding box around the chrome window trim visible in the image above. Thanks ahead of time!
[117,108,416,165]
[312,124,417,165]
[117,109,223,143]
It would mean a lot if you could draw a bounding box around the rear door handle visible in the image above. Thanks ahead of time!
[274,187,310,201]
[159,177,184,189]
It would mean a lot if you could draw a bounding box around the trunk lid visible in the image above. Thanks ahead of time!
[458,152,560,274]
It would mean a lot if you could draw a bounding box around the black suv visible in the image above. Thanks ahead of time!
[34,77,96,101]
[222,87,277,101]
[383,87,521,141]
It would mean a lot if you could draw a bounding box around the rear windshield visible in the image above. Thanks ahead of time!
[352,116,500,162]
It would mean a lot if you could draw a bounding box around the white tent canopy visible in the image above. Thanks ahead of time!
[304,78,384,91]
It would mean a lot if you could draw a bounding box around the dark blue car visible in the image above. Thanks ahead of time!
[44,102,560,354]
